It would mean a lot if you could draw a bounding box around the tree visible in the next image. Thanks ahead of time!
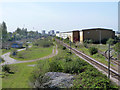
[114,42,120,53]
[25,43,29,50]
[114,42,120,60]
[107,38,114,45]
[1,21,8,42]
[11,49,18,56]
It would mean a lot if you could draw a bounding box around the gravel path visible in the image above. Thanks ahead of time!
[1,45,58,65]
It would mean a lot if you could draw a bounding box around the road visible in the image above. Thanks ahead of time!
[1,45,58,65]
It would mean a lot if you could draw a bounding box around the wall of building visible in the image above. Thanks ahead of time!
[82,29,115,43]
[73,31,80,43]
[80,31,83,43]
[56,28,115,44]
[56,32,73,42]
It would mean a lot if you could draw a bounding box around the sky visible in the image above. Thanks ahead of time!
[0,2,118,33]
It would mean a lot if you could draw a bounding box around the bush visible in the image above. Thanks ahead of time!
[33,39,53,47]
[114,42,120,53]
[83,42,88,48]
[89,47,98,55]
[63,58,88,74]
[62,46,66,50]
[107,38,114,45]
[11,49,18,56]
[2,65,10,73]
[0,57,5,63]
[73,68,117,88]
[49,60,62,72]
[65,57,72,62]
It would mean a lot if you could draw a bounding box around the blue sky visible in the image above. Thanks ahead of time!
[0,2,118,33]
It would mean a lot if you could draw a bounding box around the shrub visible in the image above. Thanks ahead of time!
[83,42,88,48]
[114,42,120,53]
[91,79,111,88]
[93,53,105,59]
[62,46,66,50]
[65,57,72,62]
[107,38,114,45]
[67,52,72,55]
[33,39,53,47]
[89,47,98,55]
[11,49,18,56]
[63,58,88,74]
[49,60,62,72]
[29,69,50,88]
[25,43,29,50]
[0,57,5,63]
[2,65,10,73]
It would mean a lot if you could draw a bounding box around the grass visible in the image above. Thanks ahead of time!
[2,48,20,55]
[2,62,37,88]
[2,39,55,88]
[87,44,108,52]
[0,65,2,89]
[10,46,53,61]
[2,49,11,55]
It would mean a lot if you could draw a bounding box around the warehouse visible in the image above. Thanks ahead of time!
[56,28,115,43]
[57,30,80,43]
[80,28,115,43]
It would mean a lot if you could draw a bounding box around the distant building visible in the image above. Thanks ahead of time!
[50,30,55,35]
[56,31,60,34]
[56,28,115,43]
[48,31,50,35]
[115,31,120,37]
[42,30,45,35]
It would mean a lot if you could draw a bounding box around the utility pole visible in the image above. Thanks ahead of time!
[108,43,110,79]
[69,41,71,53]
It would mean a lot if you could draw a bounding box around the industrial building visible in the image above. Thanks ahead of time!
[56,28,115,43]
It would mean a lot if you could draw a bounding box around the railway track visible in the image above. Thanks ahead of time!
[98,50,120,66]
[56,39,120,82]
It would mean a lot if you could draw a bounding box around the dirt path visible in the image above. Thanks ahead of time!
[1,45,58,65]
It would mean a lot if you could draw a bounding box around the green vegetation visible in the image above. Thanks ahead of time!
[114,42,120,53]
[107,38,114,45]
[0,21,42,43]
[2,65,11,73]
[10,46,53,61]
[33,38,53,47]
[11,49,18,56]
[10,39,54,61]
[2,62,37,88]
[2,49,12,55]
[2,38,55,88]
[0,57,5,63]
[88,47,98,55]
[63,41,115,67]
[73,70,116,88]
[29,44,117,88]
